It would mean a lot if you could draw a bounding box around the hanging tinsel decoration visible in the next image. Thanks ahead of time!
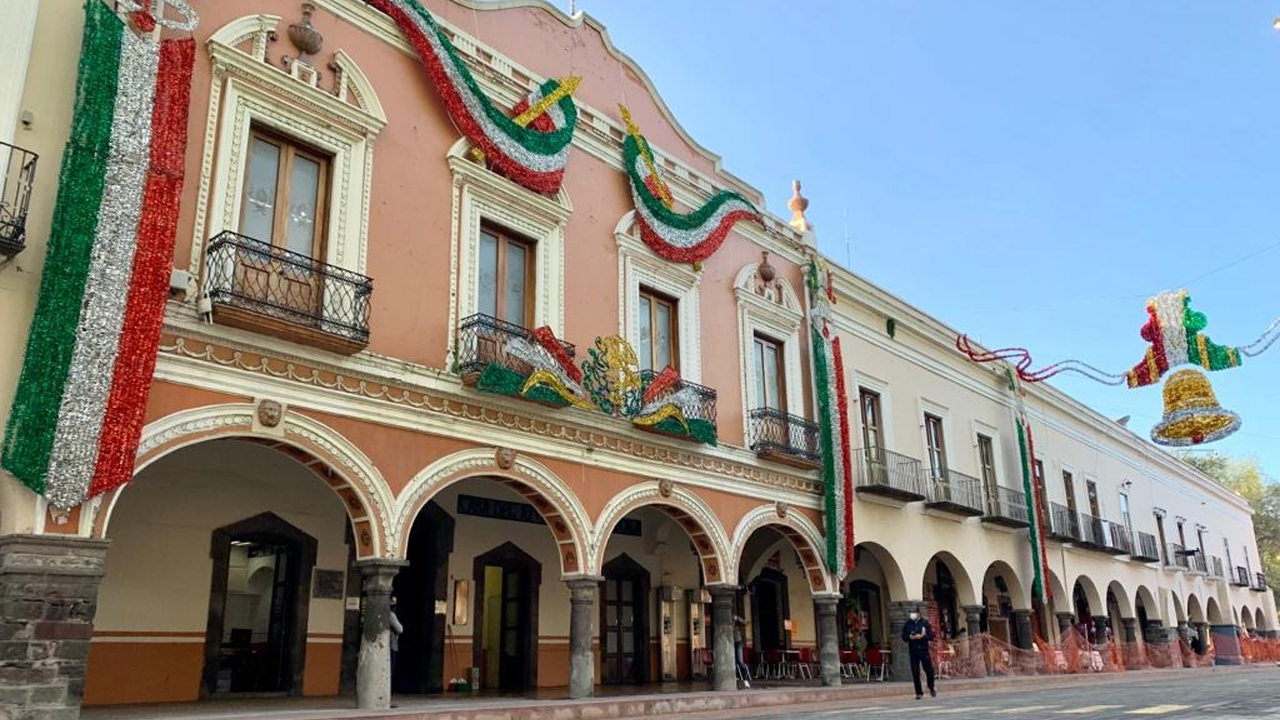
[1150,369,1241,447]
[618,105,762,264]
[364,0,579,194]
[1,0,197,509]
[1008,370,1051,605]
[806,259,855,578]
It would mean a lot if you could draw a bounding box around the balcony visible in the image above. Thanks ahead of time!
[205,232,372,354]
[1188,552,1207,574]
[1253,573,1268,592]
[1166,543,1189,570]
[924,468,984,517]
[634,369,717,445]
[747,408,820,469]
[1109,523,1133,555]
[1209,556,1225,579]
[1047,502,1080,542]
[853,447,927,502]
[455,313,581,408]
[1131,531,1161,562]
[983,486,1031,529]
[1231,566,1250,586]
[0,141,37,257]
[1077,514,1126,554]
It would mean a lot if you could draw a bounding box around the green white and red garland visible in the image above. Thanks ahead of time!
[620,105,761,264]
[365,0,578,195]
[476,325,590,408]
[1,0,196,509]
[807,259,854,578]
[1008,370,1051,606]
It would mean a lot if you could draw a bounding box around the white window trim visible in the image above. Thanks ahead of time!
[917,398,952,475]
[192,15,386,280]
[971,419,1004,489]
[852,372,894,451]
[734,264,805,426]
[615,214,702,381]
[446,140,572,345]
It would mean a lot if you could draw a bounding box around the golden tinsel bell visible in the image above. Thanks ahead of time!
[1150,368,1241,446]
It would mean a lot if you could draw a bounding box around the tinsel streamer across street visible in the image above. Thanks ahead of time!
[1,1,196,509]
[366,0,578,194]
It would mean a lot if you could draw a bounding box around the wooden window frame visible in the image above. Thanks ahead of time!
[478,223,537,328]
[752,332,787,412]
[924,413,947,478]
[638,286,680,373]
[859,388,883,452]
[1086,480,1101,518]
[239,126,331,260]
[1063,471,1077,514]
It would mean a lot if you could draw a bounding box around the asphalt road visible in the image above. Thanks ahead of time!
[681,667,1280,720]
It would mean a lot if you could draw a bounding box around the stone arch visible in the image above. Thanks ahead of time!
[924,551,980,607]
[591,482,731,586]
[1186,594,1205,624]
[1106,580,1135,618]
[983,559,1030,610]
[93,403,392,558]
[1206,597,1225,625]
[1170,591,1186,624]
[1240,605,1253,629]
[731,504,835,594]
[854,542,910,601]
[1135,585,1161,624]
[1073,575,1104,617]
[1046,569,1070,613]
[1255,608,1266,631]
[394,448,590,575]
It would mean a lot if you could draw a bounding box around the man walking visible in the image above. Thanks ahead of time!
[901,605,936,699]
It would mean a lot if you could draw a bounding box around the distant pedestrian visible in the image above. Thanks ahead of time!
[902,606,936,699]
[733,615,751,688]
[390,594,404,678]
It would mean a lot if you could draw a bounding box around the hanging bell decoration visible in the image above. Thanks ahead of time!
[1150,368,1241,446]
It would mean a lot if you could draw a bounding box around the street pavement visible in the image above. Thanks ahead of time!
[670,666,1280,720]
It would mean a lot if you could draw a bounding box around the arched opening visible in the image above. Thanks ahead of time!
[1105,581,1133,644]
[86,438,363,706]
[1206,597,1225,626]
[392,502,453,694]
[473,542,541,691]
[1186,595,1207,656]
[1255,608,1266,632]
[592,489,730,686]
[844,543,906,661]
[923,553,975,642]
[1135,586,1159,643]
[1240,606,1254,631]
[1072,576,1103,643]
[981,561,1028,647]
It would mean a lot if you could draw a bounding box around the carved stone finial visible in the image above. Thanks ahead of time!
[257,399,283,428]
[788,179,811,232]
[658,478,675,498]
[495,447,517,470]
[757,250,776,283]
[775,501,789,519]
[288,2,324,57]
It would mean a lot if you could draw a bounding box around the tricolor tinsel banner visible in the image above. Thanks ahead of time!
[365,0,578,194]
[807,260,854,578]
[1,0,195,509]
[619,105,761,265]
[1008,370,1051,605]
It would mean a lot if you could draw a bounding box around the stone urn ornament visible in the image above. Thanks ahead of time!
[288,2,324,58]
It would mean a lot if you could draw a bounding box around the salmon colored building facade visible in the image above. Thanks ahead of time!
[0,1,1273,719]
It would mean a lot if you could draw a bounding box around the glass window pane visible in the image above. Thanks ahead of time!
[607,605,618,626]
[504,241,527,323]
[655,302,672,369]
[606,632,618,653]
[754,342,767,409]
[622,631,634,653]
[638,296,653,371]
[764,344,780,409]
[478,232,498,318]
[285,154,321,256]
[242,138,280,242]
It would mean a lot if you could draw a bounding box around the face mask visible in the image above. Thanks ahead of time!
[909,613,920,620]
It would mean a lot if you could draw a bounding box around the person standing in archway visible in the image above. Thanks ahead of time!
[902,605,936,699]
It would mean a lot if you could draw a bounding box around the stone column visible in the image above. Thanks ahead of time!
[1056,612,1076,637]
[0,535,109,720]
[1012,610,1034,651]
[1195,622,1210,651]
[708,586,737,692]
[1143,621,1168,645]
[1093,617,1110,645]
[1210,624,1242,665]
[887,601,916,682]
[566,577,601,699]
[963,605,987,676]
[355,559,405,710]
[1119,617,1137,644]
[814,594,841,687]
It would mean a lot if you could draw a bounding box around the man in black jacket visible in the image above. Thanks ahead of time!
[901,605,936,699]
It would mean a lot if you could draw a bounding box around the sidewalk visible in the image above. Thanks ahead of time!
[81,665,1277,720]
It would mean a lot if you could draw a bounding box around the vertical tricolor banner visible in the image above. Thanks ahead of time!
[1009,370,1052,605]
[807,260,855,578]
[1,0,196,509]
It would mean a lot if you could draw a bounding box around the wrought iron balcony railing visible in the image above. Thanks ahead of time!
[1253,573,1268,592]
[455,313,576,384]
[1131,531,1161,562]
[924,468,984,516]
[1233,566,1250,587]
[0,141,37,256]
[984,486,1031,528]
[1047,502,1080,541]
[1078,514,1126,553]
[1209,556,1225,579]
[747,408,820,469]
[205,231,372,353]
[635,369,717,443]
[854,447,927,502]
[1188,552,1207,574]
[1109,523,1133,555]
[1166,543,1189,569]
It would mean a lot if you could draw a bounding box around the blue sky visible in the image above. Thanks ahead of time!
[563,1,1280,478]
